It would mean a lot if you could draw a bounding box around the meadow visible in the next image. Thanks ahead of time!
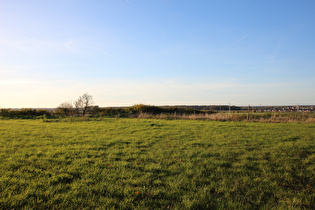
[0,118,314,209]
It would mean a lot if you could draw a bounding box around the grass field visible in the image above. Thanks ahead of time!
[0,118,314,209]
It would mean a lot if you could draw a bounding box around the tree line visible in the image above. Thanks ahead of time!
[0,93,214,119]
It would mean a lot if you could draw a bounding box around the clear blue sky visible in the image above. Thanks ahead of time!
[1,0,315,108]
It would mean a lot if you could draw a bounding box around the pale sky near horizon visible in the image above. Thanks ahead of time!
[1,0,315,108]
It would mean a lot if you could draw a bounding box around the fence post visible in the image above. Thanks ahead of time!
[247,105,250,120]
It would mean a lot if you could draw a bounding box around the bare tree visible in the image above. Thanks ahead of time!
[74,93,93,116]
[57,101,75,116]
[74,97,83,116]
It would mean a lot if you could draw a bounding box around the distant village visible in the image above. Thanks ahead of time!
[250,105,314,113]
[167,105,315,113]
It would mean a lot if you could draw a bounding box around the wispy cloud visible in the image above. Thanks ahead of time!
[268,37,287,63]
[0,33,113,59]
[0,70,17,73]
[0,64,40,75]
[89,46,111,56]
[0,81,30,85]
[233,35,248,44]
[0,34,82,55]
[64,40,79,52]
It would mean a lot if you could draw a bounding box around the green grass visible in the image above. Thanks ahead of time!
[0,119,314,209]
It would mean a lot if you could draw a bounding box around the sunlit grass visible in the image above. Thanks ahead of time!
[0,119,314,209]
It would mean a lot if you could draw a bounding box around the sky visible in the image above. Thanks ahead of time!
[1,0,315,108]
